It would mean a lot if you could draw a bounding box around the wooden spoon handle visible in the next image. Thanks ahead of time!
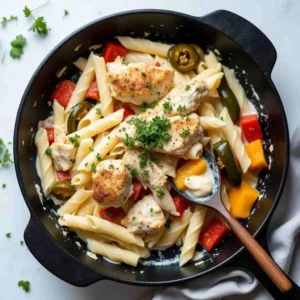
[223,213,292,292]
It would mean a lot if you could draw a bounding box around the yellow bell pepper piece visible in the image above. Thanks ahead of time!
[174,159,207,190]
[245,139,268,171]
[228,180,259,219]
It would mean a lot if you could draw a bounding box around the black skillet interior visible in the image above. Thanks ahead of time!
[14,10,289,287]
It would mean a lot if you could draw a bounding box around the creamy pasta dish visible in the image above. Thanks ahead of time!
[35,37,268,267]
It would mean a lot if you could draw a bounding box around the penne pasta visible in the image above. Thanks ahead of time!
[66,52,95,113]
[92,54,114,117]
[87,238,140,267]
[117,36,171,57]
[78,103,102,129]
[219,107,251,173]
[59,214,144,247]
[58,189,92,216]
[68,109,124,140]
[180,206,207,266]
[35,128,55,195]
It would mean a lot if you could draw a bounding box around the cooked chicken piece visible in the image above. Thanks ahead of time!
[107,62,174,105]
[121,195,166,234]
[117,113,203,156]
[123,150,167,189]
[140,73,208,119]
[123,150,178,216]
[92,159,133,208]
[50,142,76,171]
[150,152,178,178]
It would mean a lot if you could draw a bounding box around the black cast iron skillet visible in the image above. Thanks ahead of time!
[13,9,300,299]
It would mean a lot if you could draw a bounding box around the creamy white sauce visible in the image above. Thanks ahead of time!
[184,167,213,198]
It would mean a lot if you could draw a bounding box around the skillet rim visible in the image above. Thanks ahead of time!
[13,9,290,286]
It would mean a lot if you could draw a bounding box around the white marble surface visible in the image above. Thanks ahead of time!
[0,0,300,299]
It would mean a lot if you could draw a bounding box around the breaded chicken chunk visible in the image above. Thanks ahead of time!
[107,62,174,105]
[121,195,166,233]
[92,159,133,208]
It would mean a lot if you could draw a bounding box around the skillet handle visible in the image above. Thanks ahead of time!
[200,9,277,75]
[24,214,104,287]
[229,230,300,299]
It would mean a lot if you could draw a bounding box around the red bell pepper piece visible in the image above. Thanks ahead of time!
[99,207,125,223]
[86,80,100,100]
[45,128,54,145]
[173,196,190,217]
[56,171,71,181]
[114,104,135,120]
[155,62,161,67]
[102,42,128,63]
[240,114,263,143]
[51,80,76,107]
[199,219,230,251]
[131,179,145,201]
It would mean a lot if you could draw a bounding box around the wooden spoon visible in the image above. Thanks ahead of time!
[170,149,291,292]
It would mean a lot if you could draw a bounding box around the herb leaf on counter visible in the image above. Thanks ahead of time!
[64,9,69,17]
[6,232,11,238]
[18,280,30,293]
[29,16,49,35]
[1,15,18,26]
[0,138,13,165]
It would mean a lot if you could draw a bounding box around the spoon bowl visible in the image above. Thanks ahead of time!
[170,149,221,204]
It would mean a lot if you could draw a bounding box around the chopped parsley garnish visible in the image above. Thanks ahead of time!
[18,280,30,293]
[141,72,146,77]
[107,211,115,218]
[1,15,18,26]
[141,170,149,177]
[177,105,187,113]
[129,87,135,92]
[165,219,172,229]
[124,134,135,149]
[138,102,157,113]
[96,153,102,162]
[138,151,154,168]
[20,240,24,246]
[91,162,97,173]
[122,60,129,66]
[96,108,101,115]
[185,85,191,91]
[220,116,224,121]
[196,87,200,92]
[0,138,13,166]
[108,164,114,169]
[10,35,27,59]
[132,216,136,221]
[2,183,6,188]
[180,129,190,138]
[69,134,80,148]
[45,148,52,155]
[145,82,152,89]
[127,116,171,150]
[157,91,161,96]
[84,162,88,167]
[130,167,137,178]
[89,146,94,152]
[6,232,11,238]
[163,101,172,114]
[70,158,76,164]
[150,208,153,213]
[64,9,69,17]
[156,188,165,199]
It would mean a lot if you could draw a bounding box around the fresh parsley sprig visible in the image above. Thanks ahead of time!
[10,35,27,59]
[1,15,18,26]
[23,1,50,36]
[0,138,13,166]
[18,280,30,293]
